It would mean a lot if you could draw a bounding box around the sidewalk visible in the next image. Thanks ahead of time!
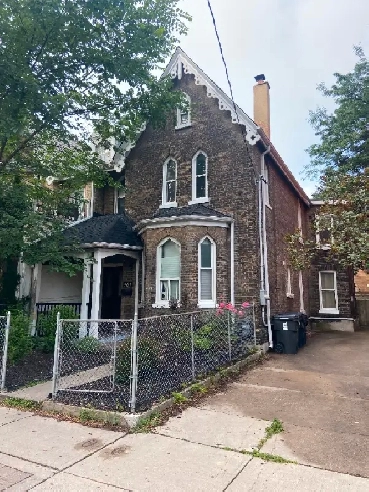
[1,330,368,490]
[0,406,368,491]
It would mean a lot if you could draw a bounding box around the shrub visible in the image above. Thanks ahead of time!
[74,336,101,354]
[115,336,160,384]
[35,306,78,353]
[7,312,32,364]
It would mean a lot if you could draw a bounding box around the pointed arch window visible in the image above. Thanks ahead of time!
[176,93,191,129]
[198,237,216,308]
[156,239,181,306]
[191,151,208,204]
[161,158,177,208]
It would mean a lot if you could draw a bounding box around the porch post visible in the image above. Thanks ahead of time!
[90,251,102,337]
[31,263,42,335]
[80,255,91,337]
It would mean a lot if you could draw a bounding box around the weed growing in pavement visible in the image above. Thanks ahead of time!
[132,411,164,433]
[243,450,296,464]
[257,418,284,450]
[79,408,99,423]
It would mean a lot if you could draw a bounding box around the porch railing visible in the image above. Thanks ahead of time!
[36,303,82,320]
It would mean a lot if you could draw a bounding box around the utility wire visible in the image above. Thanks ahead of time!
[206,0,258,177]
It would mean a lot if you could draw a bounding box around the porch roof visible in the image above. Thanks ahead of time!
[65,213,142,249]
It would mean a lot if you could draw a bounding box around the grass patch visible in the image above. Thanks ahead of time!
[171,392,188,405]
[1,397,41,411]
[132,411,164,433]
[79,408,100,423]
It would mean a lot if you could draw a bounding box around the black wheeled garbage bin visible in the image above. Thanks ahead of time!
[272,313,300,354]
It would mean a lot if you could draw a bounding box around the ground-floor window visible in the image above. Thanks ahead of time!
[156,238,181,307]
[198,237,216,308]
[319,271,339,314]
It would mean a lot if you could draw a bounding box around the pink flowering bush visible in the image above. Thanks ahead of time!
[216,301,250,318]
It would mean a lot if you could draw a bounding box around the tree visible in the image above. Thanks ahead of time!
[0,0,189,276]
[287,47,368,273]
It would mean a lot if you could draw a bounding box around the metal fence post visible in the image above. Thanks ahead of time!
[190,314,195,380]
[227,310,232,361]
[1,312,11,392]
[111,321,118,389]
[51,312,61,398]
[252,302,257,347]
[130,316,138,413]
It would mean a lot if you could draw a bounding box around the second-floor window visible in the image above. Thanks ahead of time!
[114,177,125,214]
[176,93,191,129]
[316,215,334,248]
[191,151,208,203]
[162,158,177,207]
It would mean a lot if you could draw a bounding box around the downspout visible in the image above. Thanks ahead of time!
[230,221,235,306]
[259,146,273,348]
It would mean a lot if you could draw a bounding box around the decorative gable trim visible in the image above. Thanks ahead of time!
[164,47,260,145]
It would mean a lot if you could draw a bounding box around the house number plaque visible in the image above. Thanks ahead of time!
[121,281,133,297]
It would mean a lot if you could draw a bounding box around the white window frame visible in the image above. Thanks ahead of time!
[189,150,209,205]
[286,267,294,298]
[319,270,339,314]
[154,238,181,308]
[114,178,125,214]
[175,92,191,130]
[198,236,216,308]
[316,215,334,249]
[160,158,177,208]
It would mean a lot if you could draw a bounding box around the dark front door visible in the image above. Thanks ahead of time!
[101,267,122,319]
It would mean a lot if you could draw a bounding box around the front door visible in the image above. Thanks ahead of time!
[101,267,122,319]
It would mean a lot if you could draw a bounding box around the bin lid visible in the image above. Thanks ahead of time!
[273,312,301,320]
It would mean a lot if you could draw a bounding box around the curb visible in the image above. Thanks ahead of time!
[1,350,266,430]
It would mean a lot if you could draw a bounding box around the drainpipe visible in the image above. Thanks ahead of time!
[230,221,235,307]
[259,146,273,348]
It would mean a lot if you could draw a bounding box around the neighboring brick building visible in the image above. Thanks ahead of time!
[19,47,356,341]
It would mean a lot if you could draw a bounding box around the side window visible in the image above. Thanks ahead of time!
[191,151,208,203]
[319,271,338,313]
[316,215,334,248]
[114,176,125,214]
[176,93,191,129]
[161,158,177,207]
[157,239,181,306]
[198,237,216,308]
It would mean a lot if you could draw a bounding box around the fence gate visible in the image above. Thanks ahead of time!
[52,318,132,396]
[0,312,10,391]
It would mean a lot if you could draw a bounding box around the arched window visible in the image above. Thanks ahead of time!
[176,93,191,129]
[198,237,216,307]
[156,239,181,306]
[162,158,177,207]
[191,151,208,203]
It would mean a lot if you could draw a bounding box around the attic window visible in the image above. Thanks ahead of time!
[114,176,125,214]
[175,93,191,130]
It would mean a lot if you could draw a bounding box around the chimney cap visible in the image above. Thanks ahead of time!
[254,74,266,82]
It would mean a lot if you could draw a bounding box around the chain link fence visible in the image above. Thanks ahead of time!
[53,306,257,413]
[0,313,10,391]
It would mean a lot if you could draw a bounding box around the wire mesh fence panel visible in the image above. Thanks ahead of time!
[229,306,257,361]
[56,319,132,395]
[133,313,193,412]
[191,311,231,379]
[0,315,9,391]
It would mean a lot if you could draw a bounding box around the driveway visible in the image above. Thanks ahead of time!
[0,331,368,490]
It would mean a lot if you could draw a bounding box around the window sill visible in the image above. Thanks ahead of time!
[198,302,216,309]
[175,123,192,131]
[316,244,332,250]
[152,302,182,309]
[159,202,178,209]
[188,198,210,205]
[286,293,294,299]
[319,309,339,315]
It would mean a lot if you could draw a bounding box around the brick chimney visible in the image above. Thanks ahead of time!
[253,74,271,139]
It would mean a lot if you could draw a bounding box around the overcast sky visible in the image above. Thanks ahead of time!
[174,0,369,196]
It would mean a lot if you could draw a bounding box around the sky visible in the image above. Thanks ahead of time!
[173,0,369,197]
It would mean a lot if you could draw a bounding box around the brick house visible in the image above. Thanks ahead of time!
[18,47,356,344]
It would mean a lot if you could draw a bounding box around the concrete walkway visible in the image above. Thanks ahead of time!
[0,330,368,490]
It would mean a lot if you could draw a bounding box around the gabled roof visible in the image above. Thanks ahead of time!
[164,47,260,145]
[65,214,142,249]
